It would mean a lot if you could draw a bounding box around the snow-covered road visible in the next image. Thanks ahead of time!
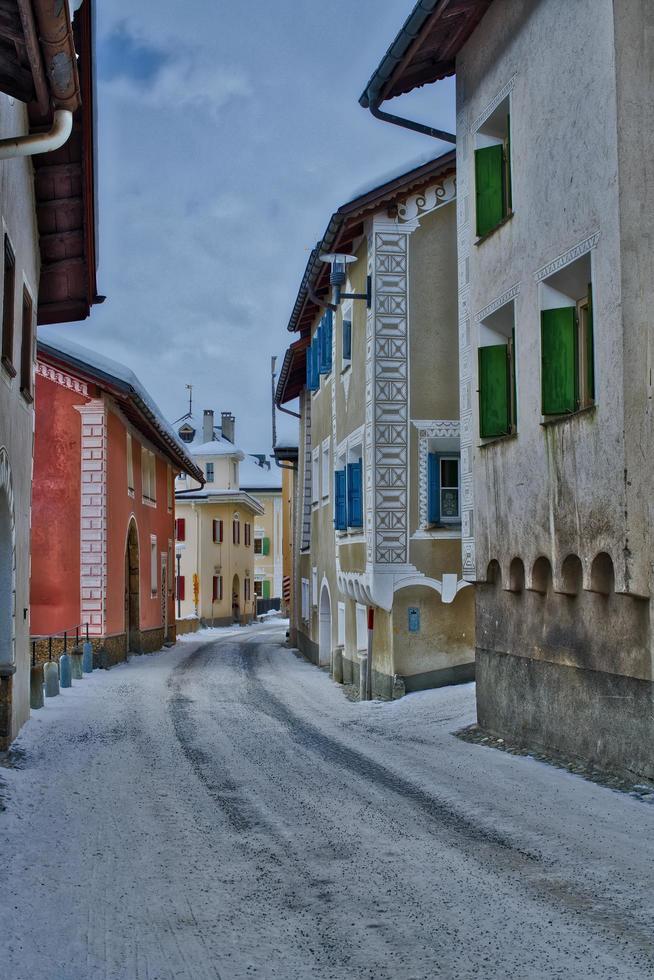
[1,622,653,979]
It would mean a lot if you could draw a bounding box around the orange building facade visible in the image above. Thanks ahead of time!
[31,339,202,665]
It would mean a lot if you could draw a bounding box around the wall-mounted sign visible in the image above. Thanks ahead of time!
[408,607,420,632]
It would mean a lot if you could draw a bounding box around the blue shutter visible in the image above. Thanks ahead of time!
[334,470,347,530]
[342,318,352,361]
[347,459,363,527]
[428,452,440,524]
[319,313,332,374]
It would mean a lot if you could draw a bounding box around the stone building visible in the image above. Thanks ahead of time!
[31,339,202,664]
[0,0,99,748]
[362,0,654,775]
[174,410,264,626]
[276,154,474,697]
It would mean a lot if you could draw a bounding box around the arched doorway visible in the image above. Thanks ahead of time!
[124,519,140,654]
[319,581,332,667]
[0,449,15,671]
[232,574,240,623]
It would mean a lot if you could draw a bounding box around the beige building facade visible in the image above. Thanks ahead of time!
[362,0,654,776]
[239,457,283,603]
[277,155,475,698]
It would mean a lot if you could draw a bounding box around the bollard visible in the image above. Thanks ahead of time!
[59,652,72,688]
[82,640,93,673]
[30,663,44,709]
[71,646,83,680]
[332,645,344,685]
[43,660,59,698]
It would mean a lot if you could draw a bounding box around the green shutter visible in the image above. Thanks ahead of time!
[478,344,510,438]
[505,114,512,213]
[541,307,578,415]
[475,144,504,238]
[586,282,595,401]
[262,580,271,599]
[262,536,270,555]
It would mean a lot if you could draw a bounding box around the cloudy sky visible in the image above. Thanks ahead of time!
[41,1,455,450]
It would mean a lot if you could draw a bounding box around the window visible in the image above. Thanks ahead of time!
[244,523,251,547]
[127,433,134,494]
[177,575,185,601]
[254,580,263,597]
[474,96,512,239]
[428,454,461,524]
[205,461,214,483]
[306,325,322,392]
[20,287,34,400]
[334,451,347,531]
[312,567,318,607]
[212,519,223,543]
[478,300,517,439]
[301,578,310,621]
[254,537,263,555]
[321,438,330,502]
[141,448,157,503]
[232,461,238,486]
[212,575,223,601]
[175,517,185,542]
[1,235,15,375]
[244,578,251,601]
[346,455,363,528]
[311,448,320,506]
[167,466,173,510]
[150,536,158,595]
[540,253,595,416]
[356,603,368,651]
[232,518,240,544]
[178,424,195,444]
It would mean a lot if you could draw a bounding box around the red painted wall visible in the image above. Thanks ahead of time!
[31,374,87,635]
[105,409,175,638]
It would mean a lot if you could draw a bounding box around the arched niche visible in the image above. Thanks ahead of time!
[558,554,583,596]
[529,556,552,595]
[486,559,502,588]
[507,557,525,593]
[589,552,614,596]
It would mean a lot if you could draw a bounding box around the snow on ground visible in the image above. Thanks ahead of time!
[1,623,653,979]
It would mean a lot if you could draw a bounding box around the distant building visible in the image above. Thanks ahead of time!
[276,154,474,697]
[174,410,264,626]
[362,0,654,775]
[239,454,283,605]
[0,0,99,748]
[31,339,202,664]
[274,444,299,620]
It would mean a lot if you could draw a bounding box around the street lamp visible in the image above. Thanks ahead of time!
[319,252,371,308]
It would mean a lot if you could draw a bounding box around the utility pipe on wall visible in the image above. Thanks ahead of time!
[0,109,73,161]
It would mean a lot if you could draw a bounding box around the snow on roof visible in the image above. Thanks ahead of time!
[191,439,245,458]
[37,334,202,477]
[175,487,265,515]
[239,454,282,491]
[345,150,447,206]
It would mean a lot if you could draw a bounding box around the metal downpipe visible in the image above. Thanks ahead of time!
[0,109,73,161]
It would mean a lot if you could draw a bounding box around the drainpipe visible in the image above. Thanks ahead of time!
[368,101,455,144]
[0,109,73,161]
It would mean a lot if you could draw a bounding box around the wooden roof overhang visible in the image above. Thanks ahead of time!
[30,1,99,325]
[359,0,494,107]
[38,342,205,484]
[286,150,456,340]
[275,335,309,406]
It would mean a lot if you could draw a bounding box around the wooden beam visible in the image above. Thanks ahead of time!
[0,42,34,102]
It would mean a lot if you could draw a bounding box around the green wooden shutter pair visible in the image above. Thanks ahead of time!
[541,307,577,415]
[479,344,511,438]
[262,536,270,555]
[262,580,271,599]
[475,144,504,238]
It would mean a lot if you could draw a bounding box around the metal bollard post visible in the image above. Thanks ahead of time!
[82,623,93,673]
[70,632,83,680]
[59,650,72,688]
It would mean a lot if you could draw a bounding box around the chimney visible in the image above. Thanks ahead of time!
[202,409,214,444]
[221,412,235,444]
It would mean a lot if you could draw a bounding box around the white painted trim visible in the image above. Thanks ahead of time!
[475,282,521,322]
[534,233,600,282]
[36,360,88,397]
[74,399,107,637]
[471,74,517,133]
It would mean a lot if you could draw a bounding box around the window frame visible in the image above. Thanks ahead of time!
[474,96,512,242]
[428,453,461,525]
[205,461,214,483]
[321,438,330,504]
[127,432,134,495]
[150,535,158,596]
[19,285,34,402]
[1,234,15,377]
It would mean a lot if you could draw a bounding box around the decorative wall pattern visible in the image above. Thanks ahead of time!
[534,232,600,282]
[74,400,107,637]
[37,361,88,397]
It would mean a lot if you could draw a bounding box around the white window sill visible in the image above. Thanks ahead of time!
[412,527,462,540]
[128,488,135,498]
[143,498,157,509]
[337,530,365,545]
[341,361,351,375]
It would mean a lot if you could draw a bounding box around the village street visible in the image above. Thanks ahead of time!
[1,623,653,980]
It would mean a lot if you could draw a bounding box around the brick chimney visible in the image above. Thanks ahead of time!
[202,409,214,444]
[221,412,235,444]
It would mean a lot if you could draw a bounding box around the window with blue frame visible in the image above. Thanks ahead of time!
[428,453,460,524]
[205,461,214,483]
[306,333,320,392]
[319,310,332,375]
[334,469,347,530]
[342,303,352,367]
[347,457,363,527]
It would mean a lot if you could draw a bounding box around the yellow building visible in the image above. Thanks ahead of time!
[239,455,283,604]
[174,410,263,626]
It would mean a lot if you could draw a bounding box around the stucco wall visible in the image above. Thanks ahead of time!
[31,375,84,635]
[0,96,41,744]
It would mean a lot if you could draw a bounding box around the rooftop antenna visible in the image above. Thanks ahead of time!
[271,356,277,451]
[173,384,194,425]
